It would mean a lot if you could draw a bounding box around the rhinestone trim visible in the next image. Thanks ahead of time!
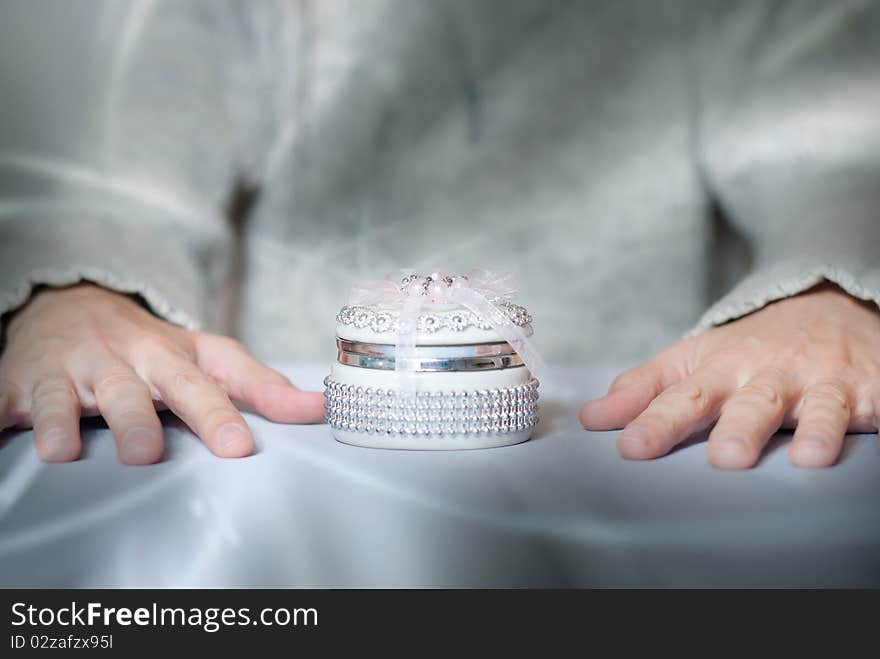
[336,301,532,334]
[323,376,539,437]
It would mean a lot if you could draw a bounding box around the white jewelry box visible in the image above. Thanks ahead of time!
[324,271,541,450]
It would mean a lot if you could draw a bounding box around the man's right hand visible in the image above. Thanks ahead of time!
[0,283,325,464]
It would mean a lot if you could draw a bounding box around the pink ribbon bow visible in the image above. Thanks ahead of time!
[348,269,545,386]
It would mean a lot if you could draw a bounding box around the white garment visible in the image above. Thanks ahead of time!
[2,0,879,365]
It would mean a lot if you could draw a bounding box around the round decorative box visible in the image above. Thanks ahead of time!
[324,270,542,450]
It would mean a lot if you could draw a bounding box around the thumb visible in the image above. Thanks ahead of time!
[579,341,690,431]
[196,334,326,424]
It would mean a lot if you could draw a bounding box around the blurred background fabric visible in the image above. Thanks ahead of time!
[1,0,879,365]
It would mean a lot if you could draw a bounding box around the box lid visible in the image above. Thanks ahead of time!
[335,271,533,345]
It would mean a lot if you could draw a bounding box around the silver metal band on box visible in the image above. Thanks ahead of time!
[336,338,524,372]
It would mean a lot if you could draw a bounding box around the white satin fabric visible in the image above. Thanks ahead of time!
[1,365,878,587]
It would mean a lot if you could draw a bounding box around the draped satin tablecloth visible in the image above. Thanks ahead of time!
[1,365,878,587]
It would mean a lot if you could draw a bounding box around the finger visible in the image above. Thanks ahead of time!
[196,334,325,424]
[580,360,669,430]
[147,357,254,458]
[0,378,27,429]
[30,374,82,462]
[845,383,878,434]
[616,369,732,460]
[788,380,851,468]
[707,368,792,470]
[0,381,15,429]
[93,363,164,465]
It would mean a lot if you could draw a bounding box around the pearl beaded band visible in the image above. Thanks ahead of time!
[323,376,540,437]
[336,338,524,371]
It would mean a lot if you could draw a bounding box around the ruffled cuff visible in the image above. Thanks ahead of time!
[0,214,225,331]
[690,259,880,335]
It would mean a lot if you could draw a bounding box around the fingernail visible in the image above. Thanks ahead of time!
[216,423,252,455]
[791,433,834,468]
[121,427,163,465]
[40,428,71,462]
[617,426,654,459]
[710,434,755,470]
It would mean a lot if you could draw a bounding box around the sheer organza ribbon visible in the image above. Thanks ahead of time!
[348,269,545,388]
